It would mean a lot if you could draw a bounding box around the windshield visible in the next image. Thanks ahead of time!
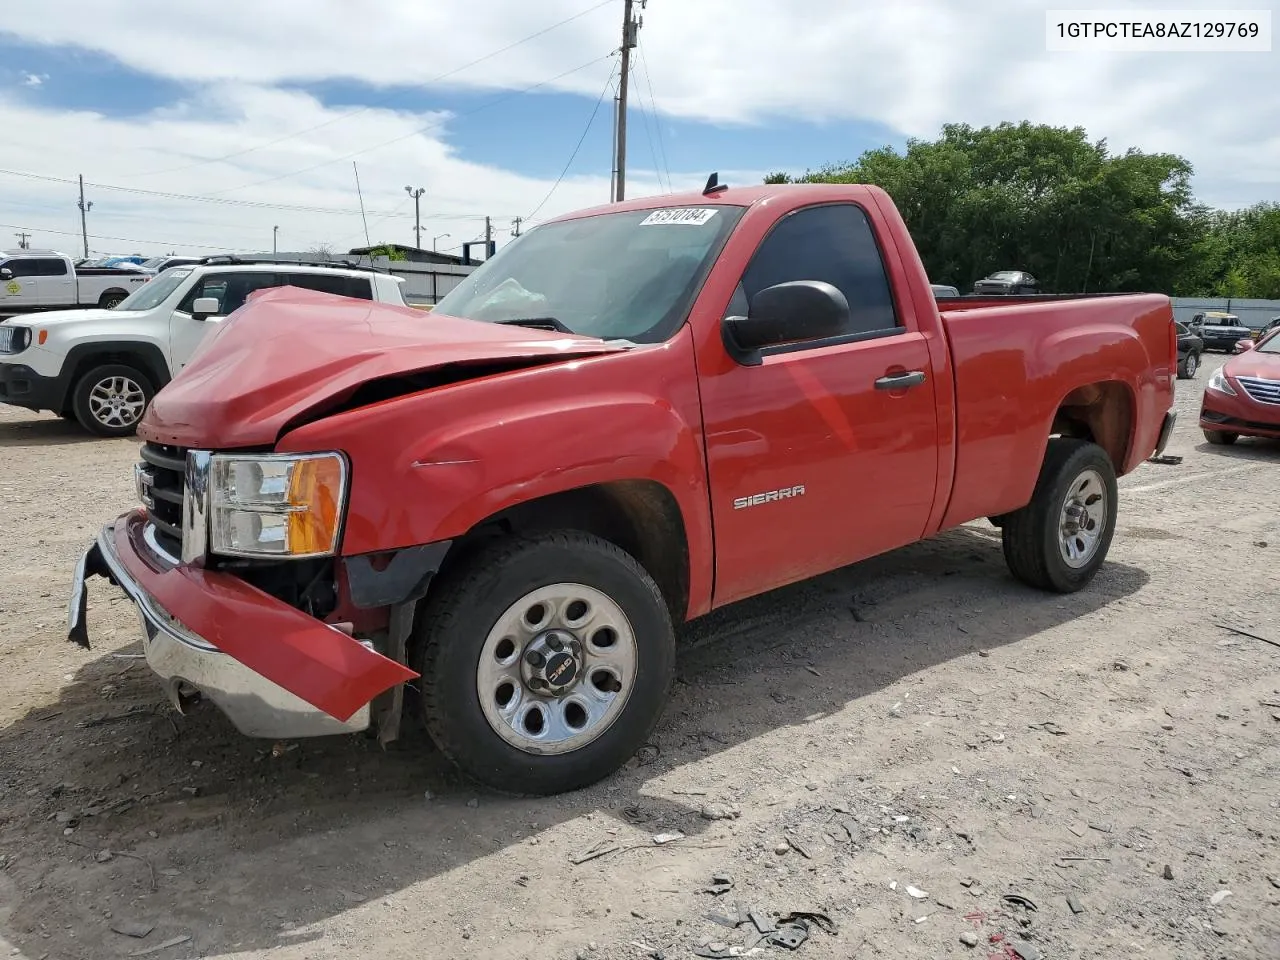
[112,268,192,311]
[433,205,745,342]
[989,271,1021,281]
[141,257,167,269]
[1258,331,1280,354]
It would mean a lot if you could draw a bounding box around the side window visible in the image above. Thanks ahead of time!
[177,273,280,315]
[286,273,372,300]
[1175,323,1188,335]
[35,259,69,276]
[3,260,38,278]
[737,203,900,337]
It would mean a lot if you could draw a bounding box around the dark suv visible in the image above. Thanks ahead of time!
[1176,322,1204,379]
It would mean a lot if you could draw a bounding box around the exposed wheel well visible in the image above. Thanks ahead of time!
[440,481,691,624]
[1050,381,1133,470]
[62,346,170,414]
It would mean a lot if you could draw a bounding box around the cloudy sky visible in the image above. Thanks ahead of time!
[0,0,1275,259]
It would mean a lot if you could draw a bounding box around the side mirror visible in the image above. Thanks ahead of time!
[191,297,221,320]
[0,268,11,279]
[723,280,850,363]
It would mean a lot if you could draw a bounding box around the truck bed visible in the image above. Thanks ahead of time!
[936,292,1174,529]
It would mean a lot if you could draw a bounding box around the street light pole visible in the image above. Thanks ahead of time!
[405,186,425,249]
[433,233,450,252]
[273,225,279,254]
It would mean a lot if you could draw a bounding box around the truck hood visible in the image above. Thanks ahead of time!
[140,287,628,449]
[1,308,120,326]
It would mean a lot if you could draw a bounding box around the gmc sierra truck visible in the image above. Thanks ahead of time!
[68,182,1178,795]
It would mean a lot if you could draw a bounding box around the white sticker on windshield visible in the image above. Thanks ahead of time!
[639,208,718,227]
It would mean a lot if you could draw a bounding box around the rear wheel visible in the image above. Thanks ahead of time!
[1177,351,1199,379]
[1203,429,1238,446]
[98,290,127,309]
[417,531,676,795]
[71,363,154,437]
[1001,439,1118,593]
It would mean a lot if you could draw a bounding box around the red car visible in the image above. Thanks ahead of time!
[1201,329,1280,444]
[67,182,1177,795]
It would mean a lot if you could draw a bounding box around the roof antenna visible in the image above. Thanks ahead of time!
[703,172,729,196]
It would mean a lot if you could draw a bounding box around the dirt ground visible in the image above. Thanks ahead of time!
[1,376,1277,960]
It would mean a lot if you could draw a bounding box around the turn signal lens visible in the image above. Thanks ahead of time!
[37,329,48,345]
[286,456,344,555]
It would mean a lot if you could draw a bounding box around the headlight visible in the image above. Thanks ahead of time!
[1207,367,1237,396]
[0,325,31,355]
[209,453,347,558]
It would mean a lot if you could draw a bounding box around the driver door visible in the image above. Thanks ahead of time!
[170,272,280,369]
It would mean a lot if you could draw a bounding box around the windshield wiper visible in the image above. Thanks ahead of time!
[492,316,575,334]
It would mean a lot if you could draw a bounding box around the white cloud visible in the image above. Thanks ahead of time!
[21,73,47,87]
[0,0,1275,257]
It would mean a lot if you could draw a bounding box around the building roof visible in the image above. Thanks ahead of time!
[348,243,469,266]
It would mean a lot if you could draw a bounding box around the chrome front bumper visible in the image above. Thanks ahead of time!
[69,523,371,739]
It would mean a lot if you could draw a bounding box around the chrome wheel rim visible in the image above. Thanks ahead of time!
[87,375,146,428]
[1058,468,1107,568]
[476,583,637,756]
[1187,353,1197,376]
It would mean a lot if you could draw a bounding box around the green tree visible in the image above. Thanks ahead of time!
[768,122,1201,295]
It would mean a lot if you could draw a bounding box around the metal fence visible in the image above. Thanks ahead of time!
[1171,298,1280,331]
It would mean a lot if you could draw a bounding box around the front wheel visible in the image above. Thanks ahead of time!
[1177,352,1199,379]
[416,531,676,795]
[71,363,154,437]
[1203,429,1238,446]
[1001,439,1118,593]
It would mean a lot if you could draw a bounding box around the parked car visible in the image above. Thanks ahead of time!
[1253,316,1280,341]
[1187,311,1250,352]
[0,249,151,313]
[930,283,960,299]
[972,270,1039,295]
[1175,322,1204,379]
[139,256,203,275]
[1201,327,1280,445]
[0,258,406,436]
[67,182,1176,795]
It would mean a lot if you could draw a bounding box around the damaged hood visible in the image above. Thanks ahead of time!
[141,287,627,448]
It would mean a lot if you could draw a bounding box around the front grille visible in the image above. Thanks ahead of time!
[139,442,187,556]
[1237,376,1280,405]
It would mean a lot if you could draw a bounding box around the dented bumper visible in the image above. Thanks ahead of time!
[67,511,417,739]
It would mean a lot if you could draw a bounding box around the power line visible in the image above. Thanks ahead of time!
[125,0,620,179]
[526,61,620,223]
[0,168,518,220]
[636,40,672,191]
[0,220,245,252]
[631,56,667,193]
[209,53,618,197]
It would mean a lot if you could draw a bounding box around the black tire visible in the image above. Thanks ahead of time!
[1203,429,1238,446]
[98,290,127,309]
[1001,439,1118,593]
[416,530,676,795]
[70,363,155,437]
[1177,351,1200,380]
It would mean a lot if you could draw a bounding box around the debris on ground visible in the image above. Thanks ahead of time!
[700,873,734,896]
[701,803,741,821]
[128,934,192,957]
[1066,894,1085,914]
[1210,890,1233,906]
[1216,622,1280,650]
[1001,894,1038,913]
[692,903,835,954]
[652,831,685,845]
[1162,864,1174,880]
[109,920,155,939]
[959,930,980,947]
[1147,454,1183,465]
[905,885,929,899]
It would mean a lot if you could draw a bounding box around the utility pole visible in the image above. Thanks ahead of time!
[484,216,493,257]
[77,174,93,258]
[612,0,643,202]
[511,217,523,238]
[273,225,279,254]
[14,232,30,250]
[405,185,425,249]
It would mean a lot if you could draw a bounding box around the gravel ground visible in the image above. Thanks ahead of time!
[1,373,1277,960]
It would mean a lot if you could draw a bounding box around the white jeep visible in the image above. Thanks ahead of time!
[0,258,407,436]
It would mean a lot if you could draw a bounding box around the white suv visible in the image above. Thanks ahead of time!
[0,259,406,436]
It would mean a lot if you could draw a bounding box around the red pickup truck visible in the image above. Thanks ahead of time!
[68,183,1178,795]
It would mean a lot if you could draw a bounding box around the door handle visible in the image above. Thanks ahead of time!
[874,370,927,390]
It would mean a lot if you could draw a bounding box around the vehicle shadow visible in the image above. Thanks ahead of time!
[1193,437,1280,459]
[0,525,1149,958]
[0,413,106,448]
